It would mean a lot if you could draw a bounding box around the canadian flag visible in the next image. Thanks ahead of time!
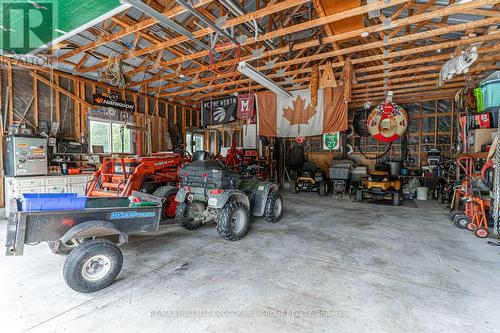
[256,87,348,137]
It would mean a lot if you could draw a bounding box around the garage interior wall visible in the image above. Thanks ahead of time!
[0,60,201,208]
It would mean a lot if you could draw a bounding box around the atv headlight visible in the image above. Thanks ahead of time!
[368,176,373,182]
[382,177,388,182]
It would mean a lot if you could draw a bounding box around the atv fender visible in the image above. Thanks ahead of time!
[175,187,189,203]
[208,190,250,210]
[251,182,279,217]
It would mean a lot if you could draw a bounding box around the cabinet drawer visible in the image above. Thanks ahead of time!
[46,185,65,193]
[16,178,45,187]
[16,186,45,196]
[68,176,89,184]
[45,177,66,186]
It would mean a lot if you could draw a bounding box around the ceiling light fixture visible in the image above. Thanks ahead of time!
[360,31,369,38]
[237,61,291,98]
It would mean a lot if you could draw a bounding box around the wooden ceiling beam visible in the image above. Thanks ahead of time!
[57,0,214,61]
[128,0,500,89]
[160,19,500,96]
[78,0,312,74]
[122,0,408,77]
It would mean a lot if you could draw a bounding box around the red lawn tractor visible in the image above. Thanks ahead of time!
[85,153,186,218]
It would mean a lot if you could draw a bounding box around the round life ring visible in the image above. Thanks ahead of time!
[367,102,408,143]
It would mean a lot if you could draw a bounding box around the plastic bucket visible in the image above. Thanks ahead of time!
[416,187,428,200]
[388,161,401,176]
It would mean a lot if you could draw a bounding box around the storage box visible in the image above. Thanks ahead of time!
[480,72,500,111]
[329,167,350,180]
[180,160,240,189]
[21,193,87,211]
[467,128,497,153]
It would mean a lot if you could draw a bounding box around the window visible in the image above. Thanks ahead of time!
[186,132,204,154]
[89,119,133,154]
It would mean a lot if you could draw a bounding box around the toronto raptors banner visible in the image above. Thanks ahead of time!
[201,96,237,126]
[237,93,256,122]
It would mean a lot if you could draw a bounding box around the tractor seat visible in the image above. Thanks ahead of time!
[302,161,317,178]
[192,150,210,161]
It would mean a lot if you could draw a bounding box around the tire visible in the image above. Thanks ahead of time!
[264,191,283,223]
[355,189,363,202]
[290,179,298,194]
[176,201,205,230]
[215,200,250,241]
[466,221,478,231]
[319,181,327,196]
[153,186,178,219]
[449,210,463,221]
[453,214,469,229]
[48,237,91,255]
[63,239,123,293]
[392,192,400,206]
[474,227,489,238]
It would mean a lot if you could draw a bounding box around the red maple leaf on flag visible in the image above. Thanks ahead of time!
[282,95,317,125]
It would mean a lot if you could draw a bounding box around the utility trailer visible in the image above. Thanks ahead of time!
[4,192,179,293]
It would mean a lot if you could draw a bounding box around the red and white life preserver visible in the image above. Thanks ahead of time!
[367,102,408,143]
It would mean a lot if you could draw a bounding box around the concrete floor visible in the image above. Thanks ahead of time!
[2,193,500,333]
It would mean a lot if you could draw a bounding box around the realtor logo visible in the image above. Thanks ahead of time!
[0,1,58,54]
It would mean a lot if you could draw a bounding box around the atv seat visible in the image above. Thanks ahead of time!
[192,150,210,161]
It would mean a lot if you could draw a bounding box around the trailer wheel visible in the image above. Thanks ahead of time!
[176,201,205,230]
[216,200,250,241]
[153,186,178,219]
[48,238,92,255]
[264,191,283,223]
[63,239,123,293]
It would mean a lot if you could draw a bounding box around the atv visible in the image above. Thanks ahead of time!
[356,169,401,206]
[175,160,283,241]
[290,161,328,196]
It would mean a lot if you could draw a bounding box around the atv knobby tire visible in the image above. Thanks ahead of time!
[264,191,283,223]
[176,201,205,230]
[216,200,250,241]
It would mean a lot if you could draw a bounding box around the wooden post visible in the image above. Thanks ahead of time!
[418,103,423,167]
[181,106,186,137]
[7,59,13,126]
[33,74,38,128]
[80,82,87,134]
[55,75,60,122]
[450,98,455,155]
[434,100,438,148]
[73,79,80,139]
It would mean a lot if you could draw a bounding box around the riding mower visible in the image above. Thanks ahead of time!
[175,159,283,241]
[356,166,401,206]
[290,161,328,196]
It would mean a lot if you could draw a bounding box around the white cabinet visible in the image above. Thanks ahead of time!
[4,174,91,217]
[68,183,87,195]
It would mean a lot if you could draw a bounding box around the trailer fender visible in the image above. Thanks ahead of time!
[251,183,279,217]
[60,220,128,246]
